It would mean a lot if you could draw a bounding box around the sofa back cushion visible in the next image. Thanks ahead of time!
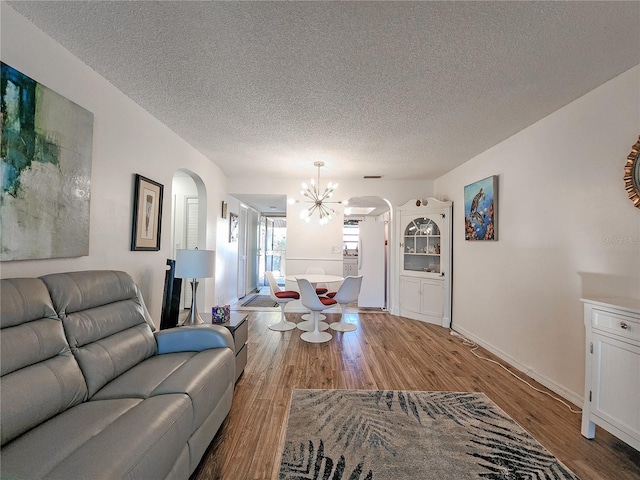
[40,271,157,397]
[1,278,87,445]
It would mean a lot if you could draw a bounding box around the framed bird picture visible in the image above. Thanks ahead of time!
[464,176,498,241]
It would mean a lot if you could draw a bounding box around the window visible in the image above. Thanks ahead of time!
[343,220,359,254]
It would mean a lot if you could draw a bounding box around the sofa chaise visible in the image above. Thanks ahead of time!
[1,270,235,479]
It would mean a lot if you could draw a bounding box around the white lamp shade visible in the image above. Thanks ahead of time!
[175,249,215,279]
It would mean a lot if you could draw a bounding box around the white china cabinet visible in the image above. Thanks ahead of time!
[398,198,452,327]
[581,297,640,451]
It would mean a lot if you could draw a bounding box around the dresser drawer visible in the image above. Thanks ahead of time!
[233,317,248,353]
[593,309,640,343]
[235,344,247,382]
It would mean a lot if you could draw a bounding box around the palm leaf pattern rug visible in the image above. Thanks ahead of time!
[278,389,579,479]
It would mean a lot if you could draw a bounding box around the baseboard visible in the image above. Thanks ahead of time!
[452,325,583,409]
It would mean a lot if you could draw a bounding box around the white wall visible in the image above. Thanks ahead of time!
[216,196,241,305]
[1,5,230,325]
[434,65,640,405]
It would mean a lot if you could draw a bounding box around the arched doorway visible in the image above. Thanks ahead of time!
[343,196,392,310]
[171,169,208,310]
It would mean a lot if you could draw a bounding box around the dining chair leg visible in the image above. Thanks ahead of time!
[301,313,327,321]
[269,304,297,331]
[300,311,332,343]
[329,304,357,332]
[297,319,329,332]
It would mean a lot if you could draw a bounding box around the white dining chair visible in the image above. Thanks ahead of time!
[296,278,337,343]
[326,275,362,332]
[305,266,328,295]
[266,271,299,331]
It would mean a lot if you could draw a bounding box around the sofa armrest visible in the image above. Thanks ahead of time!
[154,325,234,354]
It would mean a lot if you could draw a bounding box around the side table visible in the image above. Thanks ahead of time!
[212,312,248,382]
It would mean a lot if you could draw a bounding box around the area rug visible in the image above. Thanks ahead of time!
[278,389,579,479]
[240,294,278,308]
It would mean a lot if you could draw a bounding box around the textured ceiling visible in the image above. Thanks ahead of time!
[7,1,640,181]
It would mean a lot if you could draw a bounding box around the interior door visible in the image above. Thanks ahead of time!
[182,196,198,307]
[358,220,386,308]
[258,216,267,286]
[237,206,248,299]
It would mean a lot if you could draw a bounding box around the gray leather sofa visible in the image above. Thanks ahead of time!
[1,270,235,479]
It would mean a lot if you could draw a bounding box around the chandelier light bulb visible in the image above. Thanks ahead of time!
[297,161,341,225]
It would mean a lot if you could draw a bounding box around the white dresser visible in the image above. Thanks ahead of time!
[581,297,640,451]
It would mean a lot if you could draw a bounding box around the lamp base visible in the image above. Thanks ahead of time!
[180,280,205,326]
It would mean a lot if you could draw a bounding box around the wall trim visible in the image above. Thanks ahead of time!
[286,257,344,262]
[452,325,584,408]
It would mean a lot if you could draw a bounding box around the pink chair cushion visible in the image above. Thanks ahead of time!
[326,292,337,298]
[320,297,337,306]
[315,287,329,295]
[275,290,300,299]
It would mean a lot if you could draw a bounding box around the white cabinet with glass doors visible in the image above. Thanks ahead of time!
[398,198,452,327]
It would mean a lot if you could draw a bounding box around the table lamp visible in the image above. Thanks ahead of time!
[175,248,215,325]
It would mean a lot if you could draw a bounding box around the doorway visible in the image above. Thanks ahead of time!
[259,215,287,287]
[171,169,207,309]
[344,196,392,310]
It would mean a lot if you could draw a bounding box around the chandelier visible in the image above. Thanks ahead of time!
[297,161,341,225]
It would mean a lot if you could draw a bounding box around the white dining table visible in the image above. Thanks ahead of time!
[285,273,344,286]
[285,273,344,330]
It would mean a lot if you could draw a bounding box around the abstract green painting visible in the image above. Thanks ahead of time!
[1,63,94,260]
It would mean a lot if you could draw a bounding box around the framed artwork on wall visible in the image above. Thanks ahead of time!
[229,212,238,243]
[464,175,498,241]
[221,200,228,219]
[624,135,640,209]
[0,62,94,261]
[131,174,163,251]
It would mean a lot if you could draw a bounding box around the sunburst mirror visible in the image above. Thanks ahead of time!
[624,136,640,209]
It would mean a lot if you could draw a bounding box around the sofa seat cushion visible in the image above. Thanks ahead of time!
[1,394,193,480]
[92,348,235,432]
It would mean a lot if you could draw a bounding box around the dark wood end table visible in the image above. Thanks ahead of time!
[211,312,248,382]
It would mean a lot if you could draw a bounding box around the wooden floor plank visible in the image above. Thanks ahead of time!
[191,311,640,480]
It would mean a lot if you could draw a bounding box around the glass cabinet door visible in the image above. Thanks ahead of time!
[402,216,442,275]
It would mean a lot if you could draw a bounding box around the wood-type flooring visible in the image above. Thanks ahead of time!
[191,311,639,480]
